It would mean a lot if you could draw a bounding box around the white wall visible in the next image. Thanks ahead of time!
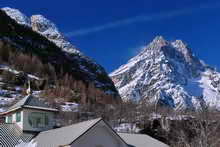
[71,121,127,147]
[5,110,23,129]
[5,108,56,132]
[22,108,55,132]
[17,110,23,129]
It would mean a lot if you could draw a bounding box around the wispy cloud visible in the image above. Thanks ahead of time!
[65,2,220,37]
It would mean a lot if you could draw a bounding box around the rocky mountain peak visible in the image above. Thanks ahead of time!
[30,15,80,55]
[110,36,220,110]
[2,7,81,55]
[1,7,31,26]
[171,40,195,63]
[172,40,187,49]
[143,36,168,54]
[151,36,168,46]
[147,37,191,58]
[31,15,61,38]
[146,37,202,74]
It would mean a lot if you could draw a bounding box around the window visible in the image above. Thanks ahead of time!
[28,112,49,128]
[45,115,49,125]
[16,112,21,122]
[7,115,12,123]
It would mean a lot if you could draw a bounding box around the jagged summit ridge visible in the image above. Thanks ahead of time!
[2,7,31,26]
[31,15,58,33]
[110,36,220,110]
[1,7,80,55]
[31,14,80,55]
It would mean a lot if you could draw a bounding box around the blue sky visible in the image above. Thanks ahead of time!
[1,0,220,72]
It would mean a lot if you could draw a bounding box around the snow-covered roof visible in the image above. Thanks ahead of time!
[1,95,58,114]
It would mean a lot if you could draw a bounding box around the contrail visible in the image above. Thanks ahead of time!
[65,2,220,37]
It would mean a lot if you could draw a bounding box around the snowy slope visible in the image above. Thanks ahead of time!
[110,36,220,110]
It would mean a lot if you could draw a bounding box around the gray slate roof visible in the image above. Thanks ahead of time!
[5,95,57,113]
[33,118,102,147]
[33,118,169,147]
[118,133,169,147]
[0,123,36,147]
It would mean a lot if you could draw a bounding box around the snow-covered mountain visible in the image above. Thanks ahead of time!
[0,7,120,109]
[1,7,118,93]
[110,36,220,110]
[2,7,80,55]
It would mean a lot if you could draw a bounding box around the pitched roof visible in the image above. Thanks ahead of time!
[33,118,102,147]
[2,95,58,114]
[0,123,36,147]
[118,133,169,147]
[32,118,170,147]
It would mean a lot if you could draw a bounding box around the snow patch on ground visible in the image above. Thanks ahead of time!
[114,123,140,133]
[60,102,79,112]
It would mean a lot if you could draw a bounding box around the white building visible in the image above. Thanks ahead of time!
[0,94,58,146]
[1,95,58,132]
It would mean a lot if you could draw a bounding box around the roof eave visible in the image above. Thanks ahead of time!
[23,105,58,112]
[0,107,22,115]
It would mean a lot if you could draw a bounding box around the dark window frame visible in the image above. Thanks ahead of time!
[16,111,21,122]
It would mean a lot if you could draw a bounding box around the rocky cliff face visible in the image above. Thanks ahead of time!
[110,36,220,110]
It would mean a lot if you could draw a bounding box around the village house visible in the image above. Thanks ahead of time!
[0,93,58,146]
[0,88,169,147]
